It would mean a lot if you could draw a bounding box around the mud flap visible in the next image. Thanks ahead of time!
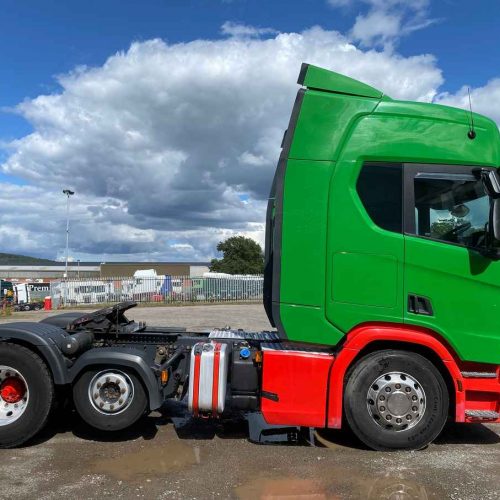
[246,412,315,445]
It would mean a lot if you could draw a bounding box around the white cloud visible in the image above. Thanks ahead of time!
[221,21,278,38]
[435,79,500,126]
[0,26,448,261]
[328,0,437,50]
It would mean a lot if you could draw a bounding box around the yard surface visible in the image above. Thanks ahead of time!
[0,304,499,499]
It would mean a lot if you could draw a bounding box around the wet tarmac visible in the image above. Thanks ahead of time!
[0,304,499,499]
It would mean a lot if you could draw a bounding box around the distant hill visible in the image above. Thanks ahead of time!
[0,253,57,266]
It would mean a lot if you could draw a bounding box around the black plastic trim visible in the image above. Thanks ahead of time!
[263,87,306,336]
[0,322,73,384]
[297,62,309,85]
[408,294,434,316]
[261,390,279,402]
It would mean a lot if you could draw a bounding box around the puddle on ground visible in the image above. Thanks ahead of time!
[90,440,201,481]
[235,478,328,499]
[234,474,430,500]
[366,477,429,499]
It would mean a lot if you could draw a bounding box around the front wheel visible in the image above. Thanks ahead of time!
[0,343,54,448]
[344,350,449,451]
[73,368,148,431]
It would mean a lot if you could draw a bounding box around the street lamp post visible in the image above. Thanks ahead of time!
[62,189,75,278]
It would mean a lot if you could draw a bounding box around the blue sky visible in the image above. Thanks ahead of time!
[0,0,497,139]
[0,0,498,261]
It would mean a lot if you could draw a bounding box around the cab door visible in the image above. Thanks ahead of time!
[403,163,500,364]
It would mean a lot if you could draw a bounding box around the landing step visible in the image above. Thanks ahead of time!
[465,410,500,419]
[461,371,497,379]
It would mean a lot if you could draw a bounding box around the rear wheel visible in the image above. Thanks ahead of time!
[344,350,449,451]
[0,343,54,448]
[73,368,147,431]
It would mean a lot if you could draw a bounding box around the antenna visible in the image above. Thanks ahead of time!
[467,87,476,140]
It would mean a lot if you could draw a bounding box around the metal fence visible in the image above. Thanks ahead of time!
[50,274,264,307]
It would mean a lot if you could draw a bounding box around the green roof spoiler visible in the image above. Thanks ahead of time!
[298,63,385,99]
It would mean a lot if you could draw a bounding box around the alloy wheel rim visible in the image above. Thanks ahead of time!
[0,366,29,426]
[366,371,426,431]
[88,370,134,415]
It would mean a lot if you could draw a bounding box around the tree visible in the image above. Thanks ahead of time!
[210,236,264,274]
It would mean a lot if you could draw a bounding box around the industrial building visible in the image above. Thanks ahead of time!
[0,262,210,282]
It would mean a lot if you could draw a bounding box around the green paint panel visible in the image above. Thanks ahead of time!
[280,159,334,307]
[341,114,499,166]
[280,302,344,345]
[332,252,398,307]
[404,237,500,365]
[301,64,384,99]
[289,91,378,161]
[324,158,405,331]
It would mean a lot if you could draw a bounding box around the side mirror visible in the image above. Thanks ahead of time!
[479,169,500,199]
[492,198,500,241]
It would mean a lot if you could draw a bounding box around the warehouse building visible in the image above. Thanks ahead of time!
[0,262,210,281]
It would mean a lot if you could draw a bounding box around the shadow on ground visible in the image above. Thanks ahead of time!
[27,400,500,450]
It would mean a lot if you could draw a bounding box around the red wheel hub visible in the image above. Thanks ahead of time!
[0,377,26,404]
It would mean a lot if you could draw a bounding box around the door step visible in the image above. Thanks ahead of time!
[461,371,497,379]
[465,410,500,420]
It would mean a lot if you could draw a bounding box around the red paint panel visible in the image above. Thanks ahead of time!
[261,349,334,427]
[212,343,221,415]
[192,352,201,417]
[326,323,466,428]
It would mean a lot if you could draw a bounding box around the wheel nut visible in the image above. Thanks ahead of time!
[386,415,392,420]
[97,383,102,389]
[385,387,391,392]
[380,406,386,412]
[406,415,412,420]
[94,393,99,399]
[106,377,110,383]
[412,406,418,412]
[379,395,385,401]
[395,384,401,389]
[396,418,402,423]
[412,395,418,401]
[405,387,411,393]
[115,380,120,385]
[99,402,104,408]
[119,399,123,405]
[110,404,114,410]
[120,388,126,394]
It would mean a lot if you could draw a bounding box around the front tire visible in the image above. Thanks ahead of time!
[344,350,449,451]
[73,368,147,431]
[0,343,54,448]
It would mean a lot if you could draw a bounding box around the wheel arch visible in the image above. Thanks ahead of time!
[68,349,162,410]
[327,322,465,428]
[0,336,68,385]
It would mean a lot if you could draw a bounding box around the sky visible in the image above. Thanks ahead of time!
[0,0,499,262]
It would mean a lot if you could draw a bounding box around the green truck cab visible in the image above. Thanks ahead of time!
[265,63,500,366]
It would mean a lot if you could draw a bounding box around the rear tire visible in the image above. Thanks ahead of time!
[73,368,147,431]
[344,350,448,451]
[0,343,54,448]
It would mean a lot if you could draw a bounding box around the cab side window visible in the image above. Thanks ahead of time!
[357,163,403,233]
[413,173,490,248]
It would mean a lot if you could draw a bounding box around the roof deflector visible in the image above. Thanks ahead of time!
[298,63,385,99]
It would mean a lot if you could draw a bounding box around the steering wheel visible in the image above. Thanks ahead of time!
[441,222,472,239]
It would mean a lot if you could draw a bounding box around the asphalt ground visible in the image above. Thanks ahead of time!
[0,304,499,499]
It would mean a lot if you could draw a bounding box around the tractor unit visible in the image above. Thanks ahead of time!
[0,64,499,451]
